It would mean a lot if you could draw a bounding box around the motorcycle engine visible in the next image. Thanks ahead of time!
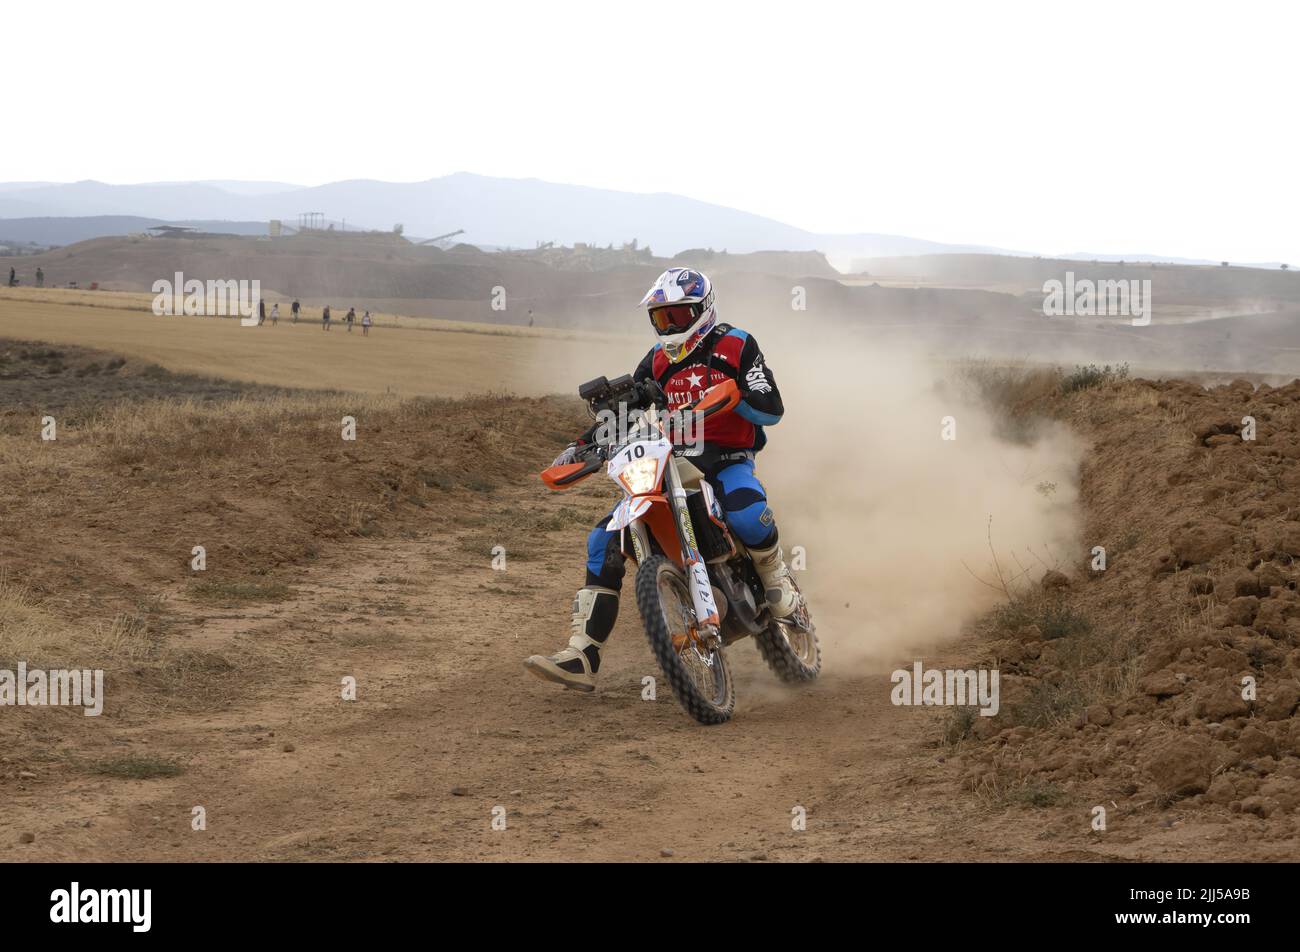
[711,585,728,621]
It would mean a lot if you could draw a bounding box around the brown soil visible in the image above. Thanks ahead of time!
[953,374,1300,849]
[2,348,1298,861]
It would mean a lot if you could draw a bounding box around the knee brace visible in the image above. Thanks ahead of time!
[712,461,779,548]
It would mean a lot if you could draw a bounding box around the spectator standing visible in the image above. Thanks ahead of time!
[345,307,356,332]
[322,304,331,331]
[362,310,372,336]
[35,267,44,288]
[271,303,279,325]
[258,298,266,325]
[291,298,300,323]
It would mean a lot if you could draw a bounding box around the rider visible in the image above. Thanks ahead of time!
[524,268,799,692]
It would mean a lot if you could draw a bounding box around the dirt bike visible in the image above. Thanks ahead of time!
[540,373,820,724]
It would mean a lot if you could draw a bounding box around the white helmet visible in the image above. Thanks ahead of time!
[638,268,717,363]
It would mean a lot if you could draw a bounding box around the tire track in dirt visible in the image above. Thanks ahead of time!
[7,475,1235,862]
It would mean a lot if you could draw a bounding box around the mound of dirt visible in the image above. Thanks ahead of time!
[0,341,586,625]
[0,338,302,410]
[955,375,1300,824]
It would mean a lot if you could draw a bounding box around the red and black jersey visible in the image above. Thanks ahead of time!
[632,323,783,452]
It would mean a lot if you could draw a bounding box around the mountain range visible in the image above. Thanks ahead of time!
[0,175,1287,268]
[0,174,1015,262]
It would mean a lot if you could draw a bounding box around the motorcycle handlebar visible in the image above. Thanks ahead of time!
[540,379,743,490]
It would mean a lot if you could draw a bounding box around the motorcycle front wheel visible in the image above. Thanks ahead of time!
[635,555,735,725]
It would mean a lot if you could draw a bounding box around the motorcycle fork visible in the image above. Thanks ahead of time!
[662,459,722,646]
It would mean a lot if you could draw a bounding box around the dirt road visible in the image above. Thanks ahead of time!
[6,479,1277,862]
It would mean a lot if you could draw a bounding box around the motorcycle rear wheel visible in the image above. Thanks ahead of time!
[753,600,821,684]
[635,555,735,725]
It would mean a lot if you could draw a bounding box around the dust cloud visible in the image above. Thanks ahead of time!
[531,317,1085,674]
[758,331,1084,671]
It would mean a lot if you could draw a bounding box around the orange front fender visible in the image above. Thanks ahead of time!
[614,495,684,569]
[642,498,685,569]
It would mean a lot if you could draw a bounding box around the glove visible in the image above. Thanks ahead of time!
[551,443,580,467]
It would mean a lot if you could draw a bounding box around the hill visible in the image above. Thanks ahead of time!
[0,216,272,246]
[7,232,1300,376]
[0,174,1017,260]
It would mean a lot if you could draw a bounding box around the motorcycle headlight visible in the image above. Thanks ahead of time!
[617,457,660,495]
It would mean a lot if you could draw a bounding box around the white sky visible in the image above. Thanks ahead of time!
[8,0,1298,262]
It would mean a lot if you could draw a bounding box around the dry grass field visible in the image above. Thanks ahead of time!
[0,289,635,398]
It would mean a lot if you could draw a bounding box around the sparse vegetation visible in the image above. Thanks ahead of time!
[953,359,1061,444]
[967,758,1069,809]
[92,755,184,780]
[1060,362,1129,394]
[187,580,291,604]
[1007,781,1066,808]
[942,707,979,746]
[1038,602,1093,640]
[0,581,157,667]
[985,589,1091,641]
[977,584,1137,729]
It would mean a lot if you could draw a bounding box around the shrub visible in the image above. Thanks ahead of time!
[1061,363,1129,394]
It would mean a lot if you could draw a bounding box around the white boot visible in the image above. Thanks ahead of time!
[749,542,798,619]
[524,587,618,692]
